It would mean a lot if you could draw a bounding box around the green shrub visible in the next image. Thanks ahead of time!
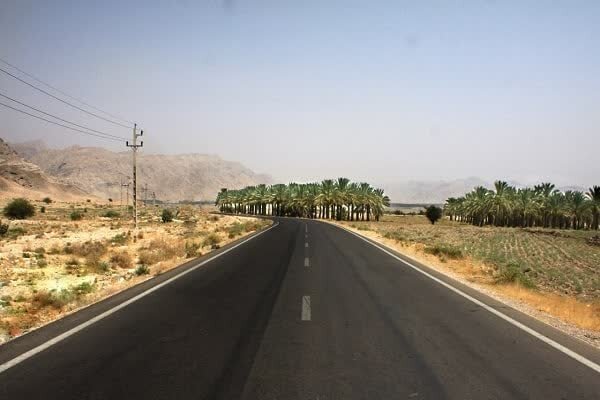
[102,210,120,218]
[111,232,129,245]
[135,264,150,276]
[161,209,174,223]
[3,198,35,219]
[42,197,52,204]
[424,243,464,259]
[497,261,535,288]
[70,210,84,221]
[0,222,8,236]
[72,281,94,295]
[40,206,46,213]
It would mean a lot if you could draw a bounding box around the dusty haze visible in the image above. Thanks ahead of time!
[1,2,598,189]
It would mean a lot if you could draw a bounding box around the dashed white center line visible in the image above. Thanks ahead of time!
[304,257,310,267]
[305,242,309,248]
[301,296,311,321]
[305,223,308,233]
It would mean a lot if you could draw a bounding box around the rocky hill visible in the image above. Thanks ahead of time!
[0,138,86,201]
[10,141,272,202]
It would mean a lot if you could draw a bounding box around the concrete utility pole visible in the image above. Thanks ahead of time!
[152,191,156,207]
[120,177,130,211]
[126,124,143,229]
[142,183,149,206]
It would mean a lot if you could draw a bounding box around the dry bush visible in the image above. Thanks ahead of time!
[110,252,133,269]
[138,238,183,265]
[202,233,221,248]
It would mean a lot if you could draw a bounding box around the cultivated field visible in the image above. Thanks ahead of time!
[0,199,270,343]
[337,215,600,334]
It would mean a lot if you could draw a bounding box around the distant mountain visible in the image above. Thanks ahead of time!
[381,178,587,204]
[380,177,488,204]
[0,138,86,201]
[11,140,272,202]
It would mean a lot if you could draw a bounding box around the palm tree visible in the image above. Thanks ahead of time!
[215,179,390,222]
[446,181,597,230]
[586,186,600,230]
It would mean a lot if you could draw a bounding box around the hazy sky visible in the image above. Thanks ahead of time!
[1,1,599,187]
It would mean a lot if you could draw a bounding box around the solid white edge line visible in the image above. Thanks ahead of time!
[335,224,600,374]
[301,296,311,321]
[0,222,280,374]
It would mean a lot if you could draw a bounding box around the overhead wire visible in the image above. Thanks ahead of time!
[0,66,133,129]
[0,57,134,126]
[0,91,127,141]
[0,101,124,143]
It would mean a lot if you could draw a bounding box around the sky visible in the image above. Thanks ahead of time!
[1,0,599,188]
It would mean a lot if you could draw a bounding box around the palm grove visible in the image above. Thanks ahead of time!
[444,182,600,230]
[215,179,390,221]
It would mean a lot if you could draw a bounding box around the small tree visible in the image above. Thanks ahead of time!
[161,209,174,223]
[42,197,52,204]
[3,198,35,219]
[425,205,443,225]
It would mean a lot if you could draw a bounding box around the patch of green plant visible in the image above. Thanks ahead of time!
[72,281,94,296]
[424,243,464,259]
[70,210,84,221]
[135,264,150,276]
[102,210,120,218]
[42,197,52,204]
[111,233,129,245]
[496,261,535,288]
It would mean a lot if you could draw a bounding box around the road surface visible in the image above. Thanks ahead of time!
[1,218,599,399]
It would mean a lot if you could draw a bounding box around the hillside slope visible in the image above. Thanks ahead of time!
[0,138,86,201]
[11,141,271,202]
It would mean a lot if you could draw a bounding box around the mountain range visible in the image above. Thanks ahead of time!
[7,140,272,202]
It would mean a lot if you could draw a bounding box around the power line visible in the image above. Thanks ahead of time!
[0,58,133,126]
[0,57,134,126]
[0,101,124,143]
[0,91,127,141]
[0,66,133,129]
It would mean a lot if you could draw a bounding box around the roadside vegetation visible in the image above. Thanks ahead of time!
[445,182,600,230]
[338,214,600,334]
[0,198,270,343]
[216,178,390,221]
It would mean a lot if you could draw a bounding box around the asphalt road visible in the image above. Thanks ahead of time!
[0,218,599,399]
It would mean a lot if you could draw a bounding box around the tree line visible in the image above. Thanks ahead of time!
[444,182,600,230]
[215,179,390,221]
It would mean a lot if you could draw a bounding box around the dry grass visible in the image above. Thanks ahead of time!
[499,284,600,332]
[0,200,271,344]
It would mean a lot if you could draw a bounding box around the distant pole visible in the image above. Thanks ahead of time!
[152,191,156,207]
[126,124,143,229]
